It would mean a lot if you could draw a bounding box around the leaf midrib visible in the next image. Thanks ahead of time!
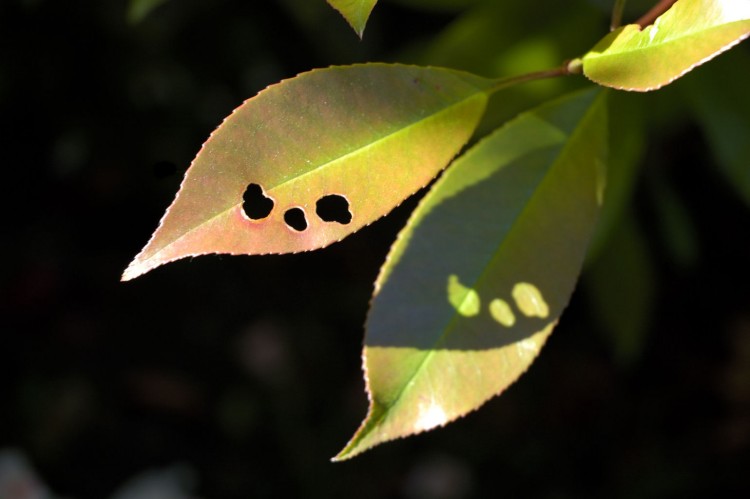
[586,20,750,61]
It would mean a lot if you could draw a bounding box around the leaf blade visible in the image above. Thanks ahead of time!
[582,0,750,91]
[335,88,608,460]
[326,0,378,37]
[123,64,491,280]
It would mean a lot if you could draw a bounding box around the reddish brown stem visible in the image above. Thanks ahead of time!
[635,0,678,28]
[488,63,573,94]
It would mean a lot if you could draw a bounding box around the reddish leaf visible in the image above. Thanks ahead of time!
[123,64,491,280]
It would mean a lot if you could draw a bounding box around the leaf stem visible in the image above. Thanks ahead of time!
[488,61,578,94]
[611,0,627,30]
[635,0,677,28]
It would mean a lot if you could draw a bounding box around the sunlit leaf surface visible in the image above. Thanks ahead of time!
[335,89,608,460]
[583,0,750,90]
[326,0,378,37]
[123,64,491,281]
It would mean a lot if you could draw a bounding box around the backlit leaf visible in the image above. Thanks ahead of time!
[335,88,608,460]
[123,64,491,281]
[582,0,750,91]
[326,0,378,37]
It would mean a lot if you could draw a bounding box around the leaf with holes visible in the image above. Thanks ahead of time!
[327,0,378,37]
[123,64,492,281]
[582,0,750,91]
[335,88,608,460]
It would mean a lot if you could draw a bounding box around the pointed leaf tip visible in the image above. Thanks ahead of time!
[338,88,609,458]
[583,0,750,91]
[327,0,378,37]
[124,64,492,279]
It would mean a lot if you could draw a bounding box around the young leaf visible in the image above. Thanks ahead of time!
[335,88,608,460]
[582,0,750,91]
[122,64,491,281]
[326,0,378,38]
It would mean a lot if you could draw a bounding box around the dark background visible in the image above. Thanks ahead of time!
[2,0,749,497]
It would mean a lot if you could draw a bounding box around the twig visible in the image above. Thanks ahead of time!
[611,0,627,30]
[489,63,574,94]
[635,0,678,28]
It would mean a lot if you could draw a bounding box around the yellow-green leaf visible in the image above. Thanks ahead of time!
[326,0,378,37]
[583,0,750,91]
[123,64,491,281]
[335,88,608,460]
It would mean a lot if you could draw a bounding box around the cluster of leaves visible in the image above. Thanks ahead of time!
[124,0,750,459]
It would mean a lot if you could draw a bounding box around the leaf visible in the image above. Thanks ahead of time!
[586,90,645,262]
[326,0,378,38]
[585,210,656,365]
[680,47,750,206]
[648,172,700,268]
[335,88,608,460]
[407,1,601,130]
[582,0,750,91]
[127,0,170,24]
[122,64,491,281]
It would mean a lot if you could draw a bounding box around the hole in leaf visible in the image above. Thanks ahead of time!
[284,208,307,232]
[316,194,352,224]
[242,183,274,220]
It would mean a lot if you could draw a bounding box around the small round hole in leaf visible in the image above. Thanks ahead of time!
[284,207,308,232]
[316,194,352,224]
[242,183,274,220]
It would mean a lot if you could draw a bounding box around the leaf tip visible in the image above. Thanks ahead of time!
[120,257,149,282]
[326,0,377,38]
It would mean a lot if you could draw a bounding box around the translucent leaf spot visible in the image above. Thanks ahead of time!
[284,208,307,232]
[447,275,480,317]
[242,183,274,220]
[316,194,352,224]
[512,283,549,318]
[489,299,516,327]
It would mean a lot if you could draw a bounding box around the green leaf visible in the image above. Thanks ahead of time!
[648,173,700,268]
[123,64,491,281]
[586,90,645,262]
[585,210,656,365]
[680,47,750,206]
[127,0,170,24]
[326,0,378,38]
[335,88,608,460]
[582,0,750,91]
